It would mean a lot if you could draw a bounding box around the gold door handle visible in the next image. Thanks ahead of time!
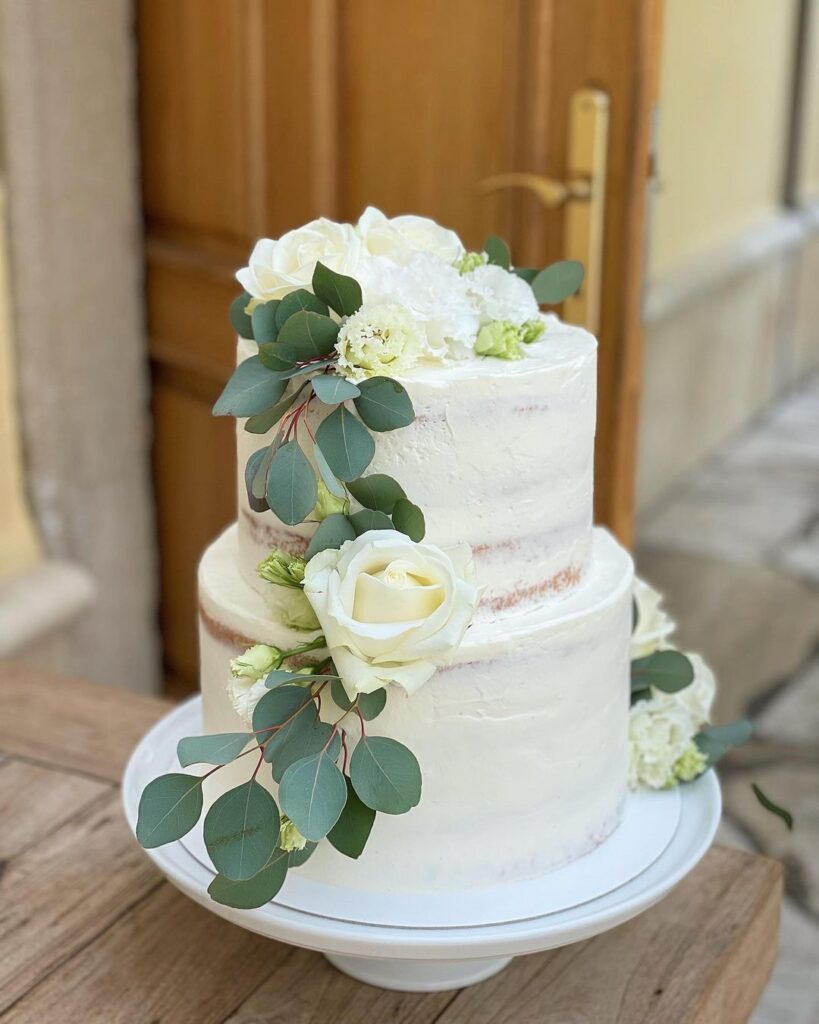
[477,88,609,334]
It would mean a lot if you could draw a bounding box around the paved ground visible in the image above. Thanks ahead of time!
[636,373,819,1023]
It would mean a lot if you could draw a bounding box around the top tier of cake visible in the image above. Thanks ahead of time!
[236,313,597,616]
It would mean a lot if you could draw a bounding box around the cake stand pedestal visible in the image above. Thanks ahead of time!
[122,698,722,992]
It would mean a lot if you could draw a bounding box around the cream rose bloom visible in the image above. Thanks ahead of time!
[236,218,363,302]
[303,530,480,698]
[357,206,463,265]
[631,577,676,658]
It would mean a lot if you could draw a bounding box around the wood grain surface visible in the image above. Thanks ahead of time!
[0,663,782,1022]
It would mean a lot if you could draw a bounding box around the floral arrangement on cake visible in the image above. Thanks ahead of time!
[135,209,790,910]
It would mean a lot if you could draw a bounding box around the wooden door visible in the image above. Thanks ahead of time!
[138,0,662,694]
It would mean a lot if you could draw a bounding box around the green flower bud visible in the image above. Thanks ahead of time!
[475,320,523,360]
[279,816,308,852]
[454,250,488,275]
[229,644,281,682]
[520,318,545,345]
[281,590,321,632]
[671,742,708,785]
[257,549,307,589]
[313,479,350,522]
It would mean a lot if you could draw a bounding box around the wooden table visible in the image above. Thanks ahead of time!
[0,664,783,1023]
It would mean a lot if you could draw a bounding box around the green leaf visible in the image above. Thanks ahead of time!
[392,498,426,542]
[531,260,585,304]
[631,650,694,694]
[305,513,357,560]
[289,841,317,867]
[213,356,286,417]
[349,509,393,535]
[328,777,376,859]
[353,377,415,432]
[484,234,510,269]
[278,358,336,380]
[276,288,329,328]
[695,719,753,766]
[512,267,538,284]
[313,442,347,499]
[312,260,363,317]
[357,688,387,722]
[279,750,348,841]
[263,669,300,689]
[350,736,421,815]
[312,374,361,404]
[177,732,251,768]
[252,687,314,746]
[244,388,301,435]
[258,342,297,372]
[315,405,375,481]
[277,310,340,361]
[208,849,289,909]
[347,474,406,513]
[136,773,203,849]
[263,698,319,764]
[270,721,341,784]
[751,784,794,830]
[203,779,279,881]
[266,440,317,525]
[229,292,254,339]
[330,678,353,711]
[244,447,270,513]
[251,301,281,343]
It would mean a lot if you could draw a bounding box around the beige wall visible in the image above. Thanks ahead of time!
[798,5,819,202]
[651,0,799,277]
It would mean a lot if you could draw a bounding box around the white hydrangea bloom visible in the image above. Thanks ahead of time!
[631,577,677,658]
[336,302,426,379]
[465,263,540,326]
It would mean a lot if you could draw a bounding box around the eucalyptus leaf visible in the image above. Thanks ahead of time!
[252,687,314,746]
[277,358,336,380]
[177,732,251,768]
[279,750,348,841]
[276,288,329,328]
[203,779,279,881]
[258,342,297,372]
[251,300,281,343]
[392,498,426,542]
[229,292,254,339]
[312,260,363,317]
[328,777,376,859]
[136,773,203,849]
[349,508,393,535]
[277,310,339,361]
[244,388,301,435]
[751,784,794,830]
[630,650,694,694]
[312,374,361,404]
[263,698,319,764]
[271,720,341,784]
[305,513,357,560]
[347,474,406,513]
[695,718,753,766]
[251,442,276,500]
[289,841,318,867]
[353,376,415,432]
[350,735,421,815]
[484,234,510,269]
[357,688,387,722]
[531,260,585,304]
[330,678,353,711]
[266,440,317,525]
[213,356,286,417]
[512,267,538,284]
[313,442,347,499]
[315,406,375,481]
[263,669,300,689]
[208,848,289,909]
[244,447,270,513]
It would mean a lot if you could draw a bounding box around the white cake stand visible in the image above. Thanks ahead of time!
[122,697,721,992]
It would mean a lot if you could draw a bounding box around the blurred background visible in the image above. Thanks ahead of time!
[0,3,817,1017]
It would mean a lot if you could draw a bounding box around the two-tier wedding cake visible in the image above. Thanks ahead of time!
[136,209,750,911]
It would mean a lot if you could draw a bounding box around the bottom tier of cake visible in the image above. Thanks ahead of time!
[198,525,633,893]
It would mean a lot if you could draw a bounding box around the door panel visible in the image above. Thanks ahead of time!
[138,0,662,692]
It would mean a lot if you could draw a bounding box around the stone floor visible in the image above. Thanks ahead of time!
[636,373,819,1023]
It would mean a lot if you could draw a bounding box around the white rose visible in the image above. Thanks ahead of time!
[357,206,464,264]
[303,530,480,698]
[236,218,364,302]
[631,577,676,658]
[466,263,540,326]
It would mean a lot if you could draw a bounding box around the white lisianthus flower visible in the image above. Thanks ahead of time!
[357,206,464,265]
[227,643,280,725]
[466,263,540,326]
[236,218,363,302]
[279,816,308,852]
[631,577,677,658]
[628,651,716,789]
[335,303,425,379]
[303,530,480,699]
[227,675,268,727]
[357,253,480,358]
